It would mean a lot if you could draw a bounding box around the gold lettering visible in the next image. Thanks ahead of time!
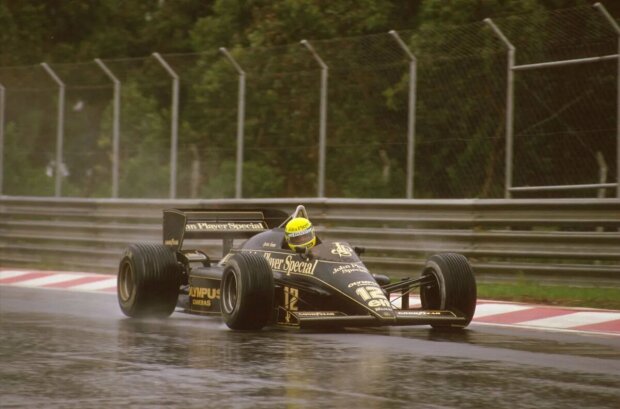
[284,287,299,323]
[263,253,317,276]
[189,287,220,300]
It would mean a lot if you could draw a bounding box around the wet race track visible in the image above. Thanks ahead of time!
[1,285,619,409]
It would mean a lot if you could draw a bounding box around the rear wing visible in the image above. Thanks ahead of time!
[163,208,289,252]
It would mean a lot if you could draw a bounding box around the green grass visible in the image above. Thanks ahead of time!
[477,282,620,310]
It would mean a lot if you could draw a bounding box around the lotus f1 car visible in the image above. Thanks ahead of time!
[117,205,477,330]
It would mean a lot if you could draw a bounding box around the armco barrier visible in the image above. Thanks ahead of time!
[1,196,619,285]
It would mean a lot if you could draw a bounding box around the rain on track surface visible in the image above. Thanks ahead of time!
[1,286,619,409]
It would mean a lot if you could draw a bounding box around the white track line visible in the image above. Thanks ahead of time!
[472,321,620,337]
[390,295,421,309]
[69,277,117,291]
[519,311,620,329]
[9,273,85,287]
[474,303,533,318]
[0,270,33,280]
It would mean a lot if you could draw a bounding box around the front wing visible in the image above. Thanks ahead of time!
[278,309,468,329]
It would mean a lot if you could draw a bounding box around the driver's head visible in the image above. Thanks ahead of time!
[284,217,316,251]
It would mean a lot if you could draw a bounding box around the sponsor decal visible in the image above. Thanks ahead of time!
[190,287,220,299]
[347,280,377,289]
[262,241,277,248]
[355,285,392,309]
[397,310,455,317]
[330,242,353,258]
[295,311,339,317]
[190,286,220,308]
[185,222,265,232]
[263,252,318,276]
[164,238,179,246]
[332,263,369,275]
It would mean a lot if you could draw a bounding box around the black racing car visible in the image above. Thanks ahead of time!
[117,205,477,330]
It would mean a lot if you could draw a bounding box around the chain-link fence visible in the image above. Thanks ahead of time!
[493,4,619,198]
[0,5,617,199]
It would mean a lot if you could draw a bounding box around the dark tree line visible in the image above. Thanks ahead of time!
[0,0,616,199]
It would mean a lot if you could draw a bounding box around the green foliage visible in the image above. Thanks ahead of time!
[0,1,214,65]
[199,159,284,198]
[418,0,546,25]
[98,82,169,198]
[1,0,616,199]
[478,281,620,310]
[190,0,395,50]
[3,123,53,196]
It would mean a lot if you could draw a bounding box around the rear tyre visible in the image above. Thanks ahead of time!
[420,253,477,328]
[220,253,274,330]
[117,243,181,318]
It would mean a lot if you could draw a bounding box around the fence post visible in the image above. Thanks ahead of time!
[153,52,179,199]
[94,58,121,198]
[220,47,246,199]
[594,2,620,198]
[301,39,328,198]
[484,18,515,199]
[0,83,4,195]
[41,63,65,197]
[389,30,418,199]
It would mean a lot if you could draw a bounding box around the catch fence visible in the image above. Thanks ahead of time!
[0,4,618,200]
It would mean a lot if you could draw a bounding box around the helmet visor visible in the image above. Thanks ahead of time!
[287,228,315,246]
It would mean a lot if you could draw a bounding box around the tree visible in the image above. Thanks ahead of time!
[97,82,168,198]
[1,0,614,199]
[188,0,407,197]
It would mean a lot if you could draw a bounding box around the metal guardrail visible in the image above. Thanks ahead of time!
[1,196,619,285]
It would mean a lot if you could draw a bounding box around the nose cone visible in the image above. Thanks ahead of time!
[350,283,397,320]
[375,308,397,320]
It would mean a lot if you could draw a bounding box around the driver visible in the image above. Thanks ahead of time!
[284,217,317,251]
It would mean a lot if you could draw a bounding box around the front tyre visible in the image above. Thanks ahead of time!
[220,253,274,330]
[117,243,181,318]
[420,253,477,328]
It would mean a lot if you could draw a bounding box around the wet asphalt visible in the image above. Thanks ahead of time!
[1,286,619,409]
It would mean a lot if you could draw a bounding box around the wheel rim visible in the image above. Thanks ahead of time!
[420,269,441,309]
[222,270,238,314]
[119,261,135,302]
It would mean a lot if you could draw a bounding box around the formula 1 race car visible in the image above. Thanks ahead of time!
[117,205,477,330]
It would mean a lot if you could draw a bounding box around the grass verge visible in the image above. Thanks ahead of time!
[477,282,620,310]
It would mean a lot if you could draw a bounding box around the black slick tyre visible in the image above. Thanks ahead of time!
[220,252,274,330]
[420,253,477,328]
[117,243,181,318]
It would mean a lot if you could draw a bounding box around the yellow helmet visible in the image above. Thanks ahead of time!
[284,217,316,251]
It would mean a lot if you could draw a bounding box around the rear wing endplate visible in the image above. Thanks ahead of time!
[163,208,288,252]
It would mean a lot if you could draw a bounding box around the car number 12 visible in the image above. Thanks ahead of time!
[355,286,391,308]
[284,287,299,323]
